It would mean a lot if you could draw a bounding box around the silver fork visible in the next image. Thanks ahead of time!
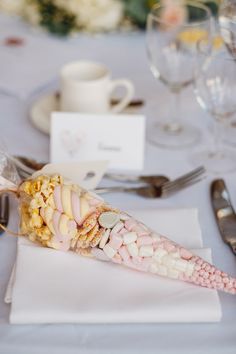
[95,166,206,198]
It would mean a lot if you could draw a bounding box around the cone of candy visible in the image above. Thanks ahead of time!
[7,173,234,295]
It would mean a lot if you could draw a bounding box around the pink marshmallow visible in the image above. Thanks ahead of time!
[137,236,153,247]
[51,235,70,252]
[202,272,209,279]
[164,241,176,253]
[215,275,222,283]
[71,191,81,224]
[124,218,137,231]
[110,222,124,235]
[223,277,229,284]
[109,234,123,250]
[91,248,110,261]
[123,258,146,272]
[112,254,122,264]
[180,248,192,260]
[118,228,128,235]
[132,225,149,236]
[68,220,77,230]
[88,197,101,207]
[196,259,203,265]
[53,186,63,212]
[52,211,63,242]
[119,246,130,261]
[132,256,143,265]
[141,257,152,271]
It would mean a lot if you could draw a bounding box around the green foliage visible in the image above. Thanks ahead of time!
[204,1,219,16]
[33,0,77,36]
[123,0,158,28]
[26,0,220,35]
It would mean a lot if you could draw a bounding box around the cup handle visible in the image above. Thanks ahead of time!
[109,79,134,113]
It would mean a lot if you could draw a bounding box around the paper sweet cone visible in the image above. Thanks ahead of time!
[17,174,236,295]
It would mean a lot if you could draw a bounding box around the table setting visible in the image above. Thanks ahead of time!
[0,0,236,353]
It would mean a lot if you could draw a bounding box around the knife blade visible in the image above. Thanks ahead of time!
[211,179,236,256]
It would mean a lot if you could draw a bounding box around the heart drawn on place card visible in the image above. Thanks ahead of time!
[60,130,86,157]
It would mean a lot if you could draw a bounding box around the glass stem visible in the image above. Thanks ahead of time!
[165,89,182,133]
[212,119,223,157]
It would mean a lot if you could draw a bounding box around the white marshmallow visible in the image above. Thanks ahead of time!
[91,248,110,261]
[111,221,124,234]
[139,245,154,257]
[162,255,176,268]
[127,242,139,257]
[156,265,168,276]
[151,233,161,243]
[99,229,110,249]
[153,249,167,263]
[175,259,188,272]
[119,213,130,221]
[98,211,120,228]
[103,244,116,259]
[149,262,159,274]
[168,269,179,279]
[186,262,195,276]
[171,251,181,259]
[123,232,137,245]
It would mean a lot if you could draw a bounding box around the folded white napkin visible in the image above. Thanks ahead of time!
[7,208,222,324]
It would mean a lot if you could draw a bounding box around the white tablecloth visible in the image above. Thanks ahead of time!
[0,14,235,354]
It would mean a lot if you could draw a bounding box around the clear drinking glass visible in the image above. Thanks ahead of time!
[146,1,212,148]
[218,0,236,146]
[219,0,236,58]
[192,39,236,173]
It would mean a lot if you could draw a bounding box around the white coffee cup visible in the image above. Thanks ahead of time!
[60,61,134,114]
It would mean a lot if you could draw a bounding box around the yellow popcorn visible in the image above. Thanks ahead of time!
[46,194,56,208]
[28,232,37,242]
[31,208,39,216]
[29,214,43,228]
[21,181,33,195]
[50,174,63,185]
[32,180,41,193]
[35,225,51,240]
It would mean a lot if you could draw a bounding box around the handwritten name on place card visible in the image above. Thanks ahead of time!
[50,112,146,171]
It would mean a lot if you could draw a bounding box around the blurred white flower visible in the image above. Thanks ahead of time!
[0,0,25,15]
[23,2,41,26]
[55,0,124,32]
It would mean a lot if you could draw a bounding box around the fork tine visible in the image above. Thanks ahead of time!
[162,176,205,196]
[163,166,205,187]
[162,174,205,193]
[162,171,205,192]
[161,166,206,191]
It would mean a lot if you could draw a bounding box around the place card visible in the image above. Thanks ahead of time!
[50,112,146,171]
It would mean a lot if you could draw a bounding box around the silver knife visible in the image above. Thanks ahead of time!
[211,179,236,256]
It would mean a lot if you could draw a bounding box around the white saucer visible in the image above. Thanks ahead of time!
[30,92,141,135]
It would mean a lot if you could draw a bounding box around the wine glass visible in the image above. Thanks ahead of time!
[218,0,236,146]
[146,1,212,148]
[219,0,236,58]
[192,39,236,173]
